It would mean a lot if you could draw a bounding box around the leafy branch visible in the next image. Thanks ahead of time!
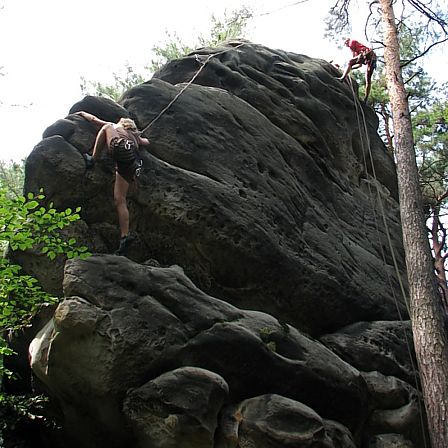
[0,188,90,374]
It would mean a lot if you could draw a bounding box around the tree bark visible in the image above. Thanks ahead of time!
[379,102,394,154]
[430,207,448,313]
[379,1,448,446]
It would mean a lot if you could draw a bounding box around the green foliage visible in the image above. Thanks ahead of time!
[415,84,448,206]
[356,17,448,284]
[0,393,51,433]
[367,22,435,151]
[0,188,90,375]
[0,159,25,199]
[149,31,196,73]
[150,6,253,72]
[0,188,90,441]
[82,6,253,100]
[80,63,148,102]
[199,6,253,49]
[366,22,447,206]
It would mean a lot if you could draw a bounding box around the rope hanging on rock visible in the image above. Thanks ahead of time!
[346,76,429,448]
[139,42,247,136]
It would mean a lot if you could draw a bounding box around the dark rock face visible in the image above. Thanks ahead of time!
[24,42,406,336]
[31,256,369,448]
[320,321,417,385]
[28,255,423,447]
[218,394,357,448]
[21,41,423,447]
[361,371,428,446]
[123,367,229,448]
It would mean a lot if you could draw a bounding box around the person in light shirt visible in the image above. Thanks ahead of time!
[76,111,150,255]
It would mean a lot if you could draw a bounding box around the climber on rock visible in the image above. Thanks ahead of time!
[76,111,150,256]
[338,38,377,102]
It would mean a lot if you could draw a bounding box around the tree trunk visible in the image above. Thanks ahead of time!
[379,102,394,154]
[430,207,448,314]
[379,1,448,446]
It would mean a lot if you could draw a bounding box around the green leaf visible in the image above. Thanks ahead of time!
[25,200,39,210]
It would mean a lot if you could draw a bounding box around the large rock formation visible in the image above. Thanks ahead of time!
[20,41,425,447]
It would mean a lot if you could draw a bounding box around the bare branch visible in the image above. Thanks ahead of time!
[401,37,448,68]
[407,0,448,33]
[327,0,352,35]
[437,190,448,204]
[365,1,381,41]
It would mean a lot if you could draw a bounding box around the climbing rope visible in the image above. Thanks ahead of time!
[139,42,247,136]
[136,41,428,441]
[346,76,429,448]
[256,0,311,17]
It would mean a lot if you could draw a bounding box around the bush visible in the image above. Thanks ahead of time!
[0,188,90,441]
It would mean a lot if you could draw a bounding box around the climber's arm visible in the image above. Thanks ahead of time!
[138,136,150,147]
[76,111,109,127]
[92,124,110,160]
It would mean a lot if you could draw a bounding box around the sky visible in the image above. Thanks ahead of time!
[0,0,446,163]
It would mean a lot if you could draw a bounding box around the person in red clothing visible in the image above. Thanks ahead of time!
[339,38,377,102]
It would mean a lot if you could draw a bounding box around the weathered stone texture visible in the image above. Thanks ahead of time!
[20,41,423,447]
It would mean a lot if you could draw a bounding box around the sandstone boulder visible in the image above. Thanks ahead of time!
[19,41,423,447]
[23,41,407,336]
[30,255,370,447]
[123,367,229,448]
[320,321,416,384]
[216,394,357,448]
